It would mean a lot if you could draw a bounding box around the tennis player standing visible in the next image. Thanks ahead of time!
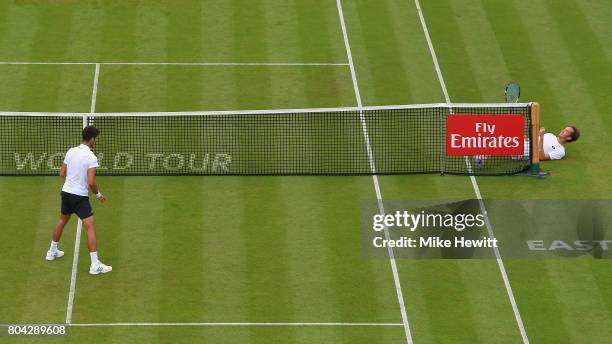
[46,126,112,275]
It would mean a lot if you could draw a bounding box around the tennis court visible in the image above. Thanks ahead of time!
[1,0,611,343]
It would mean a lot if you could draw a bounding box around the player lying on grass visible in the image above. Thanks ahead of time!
[46,126,112,275]
[473,125,580,165]
[538,126,580,160]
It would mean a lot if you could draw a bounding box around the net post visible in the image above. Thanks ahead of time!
[525,102,548,178]
[531,102,540,165]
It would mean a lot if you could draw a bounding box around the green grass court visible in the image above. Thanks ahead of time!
[1,0,611,343]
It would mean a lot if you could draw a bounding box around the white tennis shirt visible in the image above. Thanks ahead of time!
[62,144,99,196]
[520,133,565,160]
[542,133,565,160]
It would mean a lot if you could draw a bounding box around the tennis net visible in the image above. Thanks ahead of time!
[0,103,534,176]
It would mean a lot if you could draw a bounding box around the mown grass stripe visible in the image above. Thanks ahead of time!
[0,65,30,111]
[318,177,403,344]
[504,261,571,343]
[20,177,67,323]
[574,0,612,61]
[0,178,61,323]
[333,1,376,108]
[132,2,169,63]
[544,260,612,342]
[159,178,206,340]
[166,1,204,111]
[419,0,480,102]
[264,0,307,109]
[105,178,164,343]
[0,4,40,61]
[241,179,297,341]
[352,0,414,104]
[62,4,103,62]
[198,178,250,329]
[231,0,276,107]
[96,2,136,112]
[386,0,442,103]
[293,0,337,63]
[28,4,75,61]
[200,0,233,61]
[588,261,612,323]
[129,1,169,111]
[296,2,355,107]
[458,260,535,341]
[294,0,355,174]
[448,0,512,101]
[418,261,482,343]
[165,0,203,63]
[264,0,301,62]
[543,0,612,130]
[0,1,11,50]
[232,0,267,62]
[192,10,249,332]
[279,178,342,344]
[290,14,360,334]
[91,177,125,334]
[99,2,137,62]
[0,4,39,111]
[232,3,296,342]
[18,6,73,112]
[201,0,241,111]
[388,261,435,344]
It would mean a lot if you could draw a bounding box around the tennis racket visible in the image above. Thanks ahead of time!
[505,81,521,103]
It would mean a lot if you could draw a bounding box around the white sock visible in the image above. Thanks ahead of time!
[50,240,58,251]
[90,251,99,266]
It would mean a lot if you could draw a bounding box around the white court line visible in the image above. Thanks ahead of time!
[65,220,82,325]
[66,64,101,325]
[68,322,403,327]
[90,64,100,114]
[413,0,530,343]
[336,1,413,343]
[0,61,348,66]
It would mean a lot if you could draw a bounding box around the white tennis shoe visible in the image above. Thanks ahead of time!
[90,262,112,275]
[46,249,65,261]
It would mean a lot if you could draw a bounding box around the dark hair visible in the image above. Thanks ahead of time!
[569,126,580,142]
[82,126,100,141]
